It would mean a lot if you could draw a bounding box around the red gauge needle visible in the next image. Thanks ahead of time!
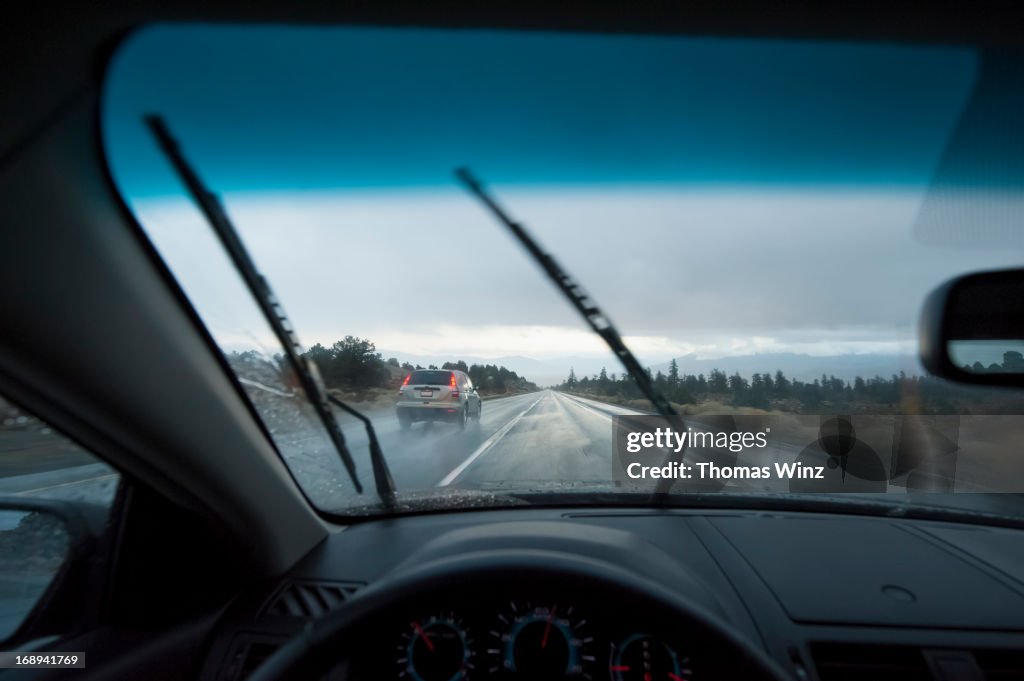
[668,674,684,681]
[610,666,630,672]
[411,621,434,652]
[541,606,557,649]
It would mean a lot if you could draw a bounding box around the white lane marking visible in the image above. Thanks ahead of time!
[13,473,119,495]
[437,394,546,487]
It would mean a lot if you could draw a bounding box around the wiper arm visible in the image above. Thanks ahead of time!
[455,168,679,417]
[145,115,396,507]
[455,169,692,502]
[326,394,394,503]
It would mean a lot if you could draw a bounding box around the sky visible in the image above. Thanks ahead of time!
[101,24,1024,379]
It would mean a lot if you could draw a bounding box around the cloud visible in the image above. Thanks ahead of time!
[131,186,1023,360]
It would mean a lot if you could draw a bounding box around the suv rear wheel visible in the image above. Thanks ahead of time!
[457,406,467,430]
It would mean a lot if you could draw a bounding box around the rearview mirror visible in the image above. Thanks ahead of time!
[920,268,1024,386]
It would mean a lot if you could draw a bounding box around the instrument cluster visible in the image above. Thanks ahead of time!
[354,597,699,681]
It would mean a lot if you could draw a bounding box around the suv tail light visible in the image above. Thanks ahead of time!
[450,373,460,398]
[399,374,410,395]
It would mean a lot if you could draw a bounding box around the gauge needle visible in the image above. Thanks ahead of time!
[411,621,434,652]
[541,606,557,649]
[668,674,684,681]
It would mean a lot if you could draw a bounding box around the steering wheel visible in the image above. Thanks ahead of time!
[247,549,792,681]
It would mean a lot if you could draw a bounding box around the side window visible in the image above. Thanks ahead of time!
[0,394,120,642]
[0,395,119,507]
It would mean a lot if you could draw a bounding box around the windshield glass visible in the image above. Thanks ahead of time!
[102,25,1024,517]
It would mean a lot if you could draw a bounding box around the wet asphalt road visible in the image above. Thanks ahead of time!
[0,390,631,506]
[333,390,636,492]
[4,389,1024,519]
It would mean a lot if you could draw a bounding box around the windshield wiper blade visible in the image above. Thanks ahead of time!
[456,168,677,417]
[326,394,395,503]
[145,115,396,507]
[455,168,681,418]
[455,169,690,502]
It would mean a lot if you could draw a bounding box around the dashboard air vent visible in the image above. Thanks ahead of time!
[811,643,933,681]
[263,580,362,619]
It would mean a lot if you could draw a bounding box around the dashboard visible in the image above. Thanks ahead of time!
[200,507,1024,681]
[350,581,742,681]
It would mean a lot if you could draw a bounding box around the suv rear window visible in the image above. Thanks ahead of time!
[408,370,453,385]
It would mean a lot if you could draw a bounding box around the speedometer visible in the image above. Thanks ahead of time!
[397,613,474,681]
[610,634,692,681]
[488,601,595,679]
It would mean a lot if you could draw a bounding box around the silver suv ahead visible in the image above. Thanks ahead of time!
[396,369,482,429]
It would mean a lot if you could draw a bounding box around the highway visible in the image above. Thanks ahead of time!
[0,390,637,508]
[4,389,1024,519]
[331,390,639,494]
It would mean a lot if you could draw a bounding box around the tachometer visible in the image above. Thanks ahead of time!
[488,601,595,678]
[610,634,691,681]
[397,613,474,681]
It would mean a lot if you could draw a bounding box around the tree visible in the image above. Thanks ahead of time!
[774,370,790,397]
[305,343,333,370]
[708,369,728,393]
[728,372,748,404]
[330,336,389,388]
[804,379,822,408]
[748,373,769,409]
[653,370,666,391]
[668,358,680,391]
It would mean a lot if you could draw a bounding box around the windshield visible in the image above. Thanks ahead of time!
[102,25,1024,518]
